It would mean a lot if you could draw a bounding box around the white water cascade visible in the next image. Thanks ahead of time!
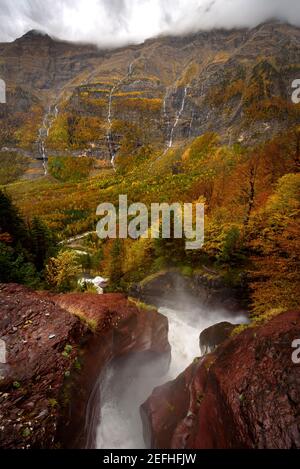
[106,84,119,169]
[189,111,195,138]
[162,87,171,120]
[167,86,188,149]
[38,104,59,175]
[95,304,247,449]
[150,85,188,168]
[106,59,138,169]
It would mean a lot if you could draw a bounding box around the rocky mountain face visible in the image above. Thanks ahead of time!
[0,22,300,162]
[141,310,300,449]
[0,30,102,92]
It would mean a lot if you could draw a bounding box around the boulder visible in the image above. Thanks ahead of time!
[199,321,237,355]
[142,310,300,449]
[0,283,85,449]
[130,269,247,312]
[0,284,170,449]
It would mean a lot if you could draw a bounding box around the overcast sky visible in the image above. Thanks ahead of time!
[0,0,299,47]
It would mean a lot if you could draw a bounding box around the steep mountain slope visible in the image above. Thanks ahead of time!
[0,22,300,166]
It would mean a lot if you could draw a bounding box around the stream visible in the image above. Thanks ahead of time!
[94,304,247,449]
[106,58,138,169]
[167,86,188,149]
[38,104,59,174]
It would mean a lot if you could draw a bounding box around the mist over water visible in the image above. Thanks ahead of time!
[95,304,247,449]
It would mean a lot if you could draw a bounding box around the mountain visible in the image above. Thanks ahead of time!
[0,21,300,162]
[0,22,299,452]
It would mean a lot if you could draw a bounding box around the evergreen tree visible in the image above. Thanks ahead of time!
[108,239,124,288]
[0,190,56,286]
[30,217,57,271]
[0,190,29,248]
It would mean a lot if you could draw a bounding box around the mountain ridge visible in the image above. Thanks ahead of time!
[0,20,300,165]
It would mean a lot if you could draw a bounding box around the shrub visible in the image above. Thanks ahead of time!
[48,156,94,182]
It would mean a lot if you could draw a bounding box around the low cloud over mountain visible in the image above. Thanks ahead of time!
[0,0,300,47]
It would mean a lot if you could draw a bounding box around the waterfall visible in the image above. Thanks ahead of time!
[189,111,195,138]
[106,59,137,170]
[128,58,137,76]
[162,87,171,119]
[38,104,59,175]
[167,86,188,149]
[94,304,247,449]
[149,86,188,168]
[54,104,59,120]
[106,84,118,169]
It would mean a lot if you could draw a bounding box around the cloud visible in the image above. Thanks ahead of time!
[0,0,299,47]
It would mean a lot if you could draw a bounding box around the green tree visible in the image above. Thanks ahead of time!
[0,243,38,286]
[0,190,29,248]
[30,217,57,271]
[108,239,124,289]
[217,226,246,266]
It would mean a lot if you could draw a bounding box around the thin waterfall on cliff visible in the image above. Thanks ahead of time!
[151,85,188,167]
[162,87,171,120]
[106,58,138,169]
[167,86,188,149]
[38,104,59,175]
[106,83,118,168]
[189,111,195,138]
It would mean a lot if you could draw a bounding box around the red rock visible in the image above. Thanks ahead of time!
[142,310,300,449]
[52,293,170,448]
[0,284,85,449]
[0,285,170,449]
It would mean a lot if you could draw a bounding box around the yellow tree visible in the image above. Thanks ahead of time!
[46,250,81,292]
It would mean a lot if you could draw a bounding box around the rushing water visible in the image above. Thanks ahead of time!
[167,86,188,149]
[106,83,119,168]
[106,59,138,169]
[188,111,195,139]
[95,305,247,449]
[152,85,188,166]
[38,104,59,175]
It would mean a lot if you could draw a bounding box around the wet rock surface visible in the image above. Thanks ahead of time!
[199,321,237,355]
[0,283,85,449]
[142,310,300,449]
[130,269,247,312]
[53,293,170,448]
[0,284,170,449]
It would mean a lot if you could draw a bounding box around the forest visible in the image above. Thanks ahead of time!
[1,126,299,319]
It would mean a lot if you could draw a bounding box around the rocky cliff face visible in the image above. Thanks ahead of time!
[1,22,300,161]
[0,283,85,449]
[130,269,247,312]
[0,284,170,449]
[0,30,102,91]
[141,310,300,449]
